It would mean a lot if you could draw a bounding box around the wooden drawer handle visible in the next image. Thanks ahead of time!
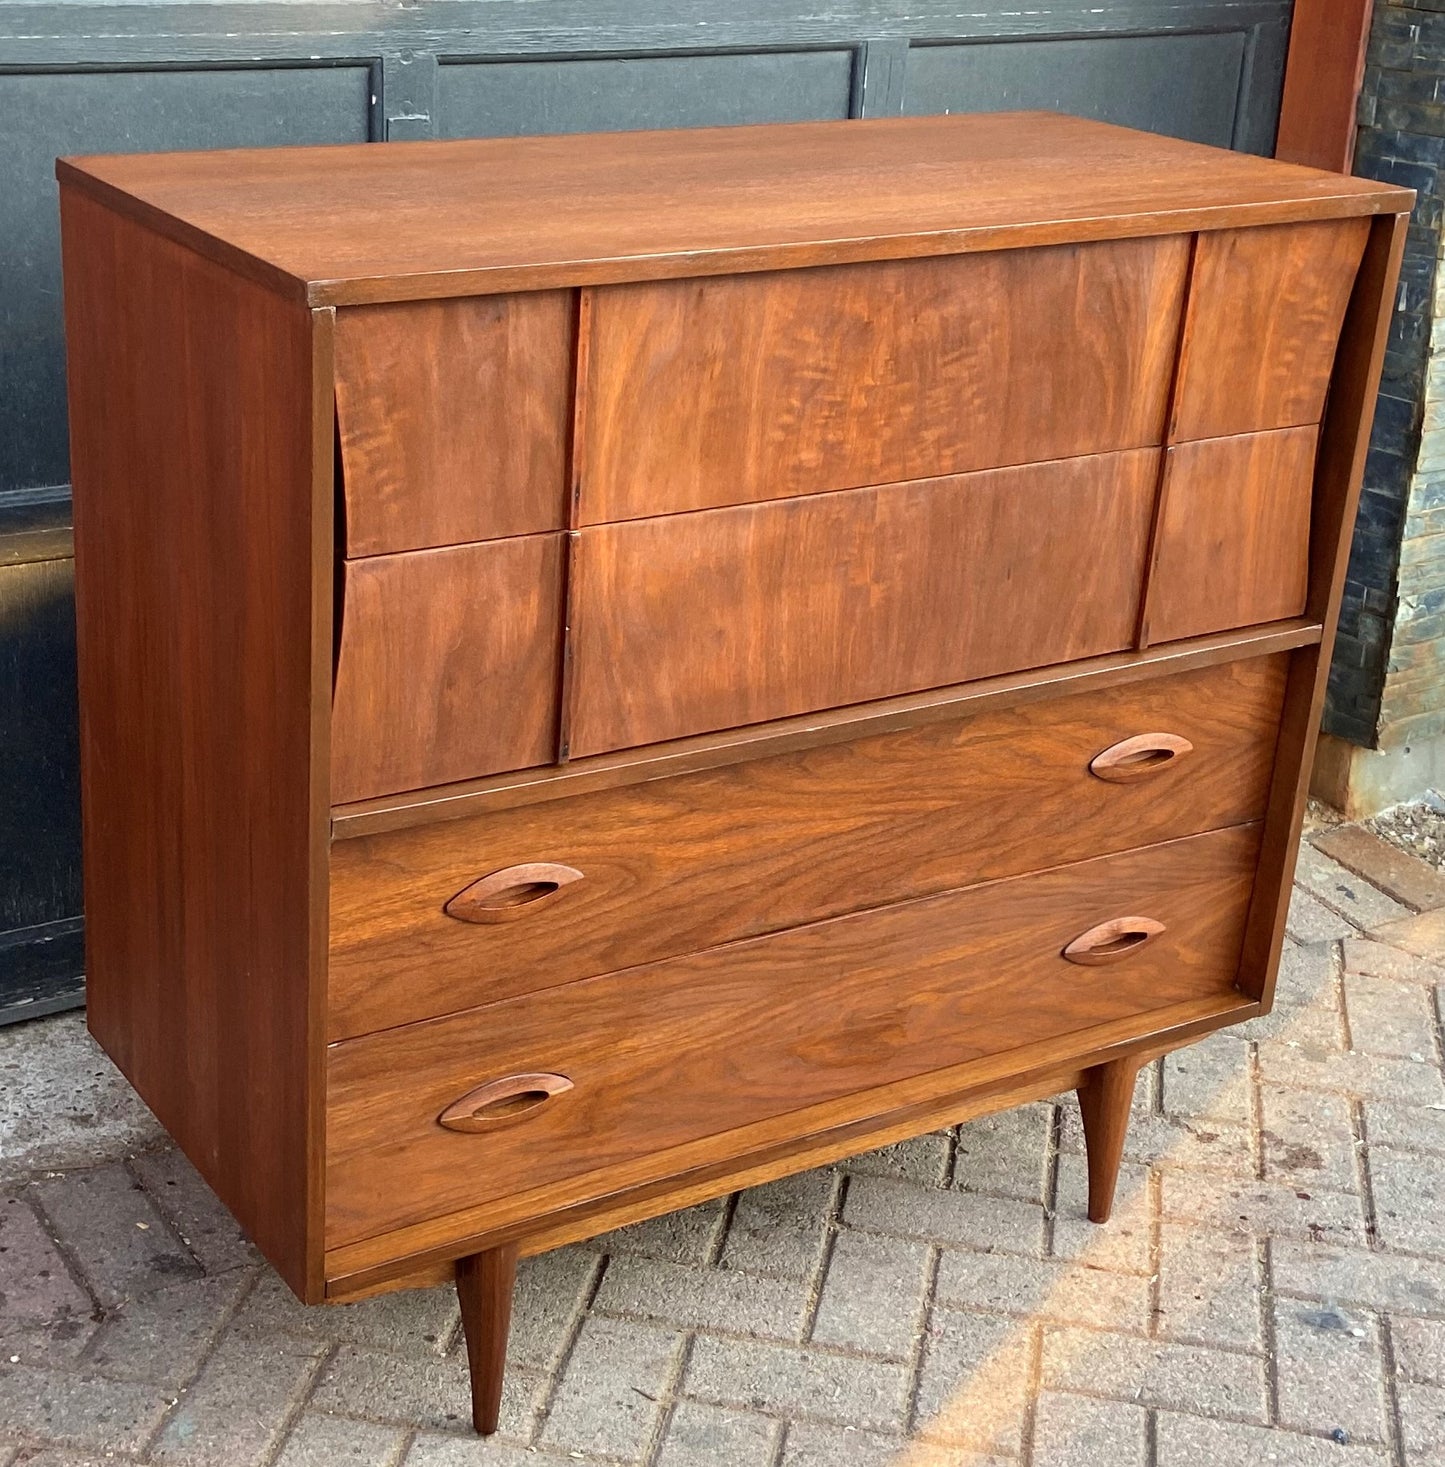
[444,863,584,924]
[438,1073,574,1132]
[1063,916,1166,966]
[1089,733,1194,782]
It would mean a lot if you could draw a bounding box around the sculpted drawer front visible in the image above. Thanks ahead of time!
[1144,427,1318,644]
[1171,218,1369,442]
[579,237,1188,522]
[325,823,1261,1246]
[327,654,1287,1039]
[331,536,565,804]
[334,293,574,556]
[569,449,1159,757]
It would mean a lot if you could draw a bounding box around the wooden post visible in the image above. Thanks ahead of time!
[456,1244,519,1435]
[1076,1055,1145,1223]
[1275,0,1375,174]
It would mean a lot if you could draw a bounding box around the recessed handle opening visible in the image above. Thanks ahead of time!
[1089,733,1194,783]
[438,1072,574,1132]
[1063,916,1166,966]
[445,862,584,924]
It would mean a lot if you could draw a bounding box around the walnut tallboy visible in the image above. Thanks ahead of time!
[59,115,1409,1433]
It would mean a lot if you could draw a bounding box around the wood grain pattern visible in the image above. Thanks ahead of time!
[60,187,327,1300]
[1238,211,1411,1007]
[1170,219,1371,441]
[1144,427,1319,645]
[326,991,1258,1292]
[326,824,1259,1247]
[328,654,1287,1038]
[1275,0,1374,174]
[330,536,565,804]
[332,622,1322,838]
[581,242,1187,521]
[334,293,573,555]
[570,450,1159,757]
[55,113,1409,307]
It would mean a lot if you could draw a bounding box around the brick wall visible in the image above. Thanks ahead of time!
[1327,3,1445,749]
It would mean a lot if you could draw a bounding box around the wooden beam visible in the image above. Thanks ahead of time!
[1275,0,1375,174]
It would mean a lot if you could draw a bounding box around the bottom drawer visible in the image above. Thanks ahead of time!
[326,823,1260,1247]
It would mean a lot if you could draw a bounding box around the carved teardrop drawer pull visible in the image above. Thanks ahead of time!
[1063,916,1166,966]
[444,863,584,924]
[1089,733,1194,782]
[438,1073,575,1132]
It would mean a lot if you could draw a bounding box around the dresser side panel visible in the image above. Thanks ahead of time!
[60,187,328,1300]
[1238,211,1410,1007]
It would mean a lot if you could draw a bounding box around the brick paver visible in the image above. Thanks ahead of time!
[3,820,1445,1465]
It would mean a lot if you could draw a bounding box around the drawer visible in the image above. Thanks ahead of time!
[1144,427,1317,645]
[579,238,1188,522]
[331,536,564,804]
[334,293,573,556]
[326,823,1261,1247]
[569,448,1159,757]
[327,654,1287,1038]
[1170,219,1368,442]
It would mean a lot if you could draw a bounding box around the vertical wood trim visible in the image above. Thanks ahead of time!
[307,305,336,1301]
[1237,209,1408,1004]
[1138,232,1199,648]
[557,287,591,763]
[556,531,580,764]
[1275,0,1374,173]
[567,287,592,533]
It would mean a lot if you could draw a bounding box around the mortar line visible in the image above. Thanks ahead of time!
[1017,1320,1045,1467]
[1336,938,1356,1053]
[530,1249,609,1445]
[121,1150,216,1276]
[1379,1311,1410,1467]
[21,1181,106,1319]
[902,1243,942,1438]
[136,1266,268,1459]
[1352,1098,1384,1251]
[1259,1235,1281,1427]
[798,1171,846,1341]
[706,1193,741,1268]
[1042,1101,1064,1258]
[255,1340,334,1467]
[1147,1169,1164,1340]
[638,1329,695,1467]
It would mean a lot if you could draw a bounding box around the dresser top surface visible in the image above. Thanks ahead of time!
[58,111,1410,308]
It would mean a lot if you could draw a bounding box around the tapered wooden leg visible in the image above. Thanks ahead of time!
[1076,1056,1144,1223]
[456,1244,519,1435]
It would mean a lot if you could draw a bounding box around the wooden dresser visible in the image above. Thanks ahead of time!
[58,113,1409,1433]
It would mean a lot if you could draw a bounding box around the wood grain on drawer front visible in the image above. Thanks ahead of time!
[328,654,1287,1038]
[579,237,1188,523]
[334,293,574,556]
[568,449,1158,757]
[326,823,1260,1246]
[1143,427,1318,646]
[1170,218,1369,442]
[331,536,564,805]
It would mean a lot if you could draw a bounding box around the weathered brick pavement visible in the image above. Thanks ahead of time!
[3,819,1445,1466]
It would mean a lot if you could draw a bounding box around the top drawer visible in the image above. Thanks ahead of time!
[334,293,574,556]
[1170,218,1369,442]
[578,237,1189,522]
